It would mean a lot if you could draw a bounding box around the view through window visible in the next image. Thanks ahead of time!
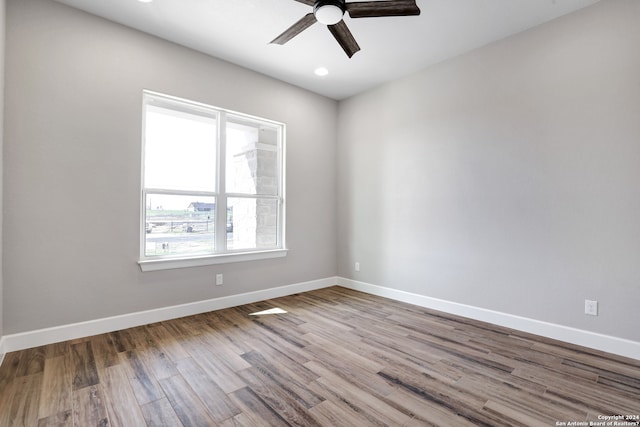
[141,92,285,262]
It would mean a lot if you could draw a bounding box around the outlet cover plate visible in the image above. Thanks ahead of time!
[585,299,598,316]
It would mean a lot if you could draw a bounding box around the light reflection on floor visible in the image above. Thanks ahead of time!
[249,307,288,316]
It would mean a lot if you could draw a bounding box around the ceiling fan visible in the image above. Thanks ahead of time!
[271,0,421,58]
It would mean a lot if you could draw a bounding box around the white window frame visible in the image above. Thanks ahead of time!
[139,91,286,271]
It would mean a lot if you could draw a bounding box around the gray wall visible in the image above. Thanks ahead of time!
[337,0,640,341]
[4,0,337,334]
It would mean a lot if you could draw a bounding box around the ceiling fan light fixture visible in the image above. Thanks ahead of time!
[314,0,345,25]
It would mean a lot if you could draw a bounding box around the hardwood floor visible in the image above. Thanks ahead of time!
[0,286,638,426]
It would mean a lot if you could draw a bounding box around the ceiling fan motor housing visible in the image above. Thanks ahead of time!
[314,0,346,25]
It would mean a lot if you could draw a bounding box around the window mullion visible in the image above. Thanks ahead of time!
[216,111,228,252]
[224,193,280,199]
[144,188,217,198]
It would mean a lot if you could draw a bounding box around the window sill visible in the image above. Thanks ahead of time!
[138,249,288,272]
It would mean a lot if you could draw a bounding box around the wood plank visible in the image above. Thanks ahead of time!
[218,412,263,427]
[457,362,588,423]
[140,397,183,427]
[108,329,138,353]
[204,309,256,355]
[72,385,109,427]
[173,314,208,337]
[303,340,396,397]
[563,358,640,394]
[246,313,311,349]
[304,333,384,371]
[38,355,73,420]
[241,320,313,367]
[15,346,46,377]
[99,365,147,427]
[228,387,290,427]
[296,319,362,349]
[159,374,218,427]
[6,373,43,426]
[43,341,71,360]
[240,351,324,410]
[242,347,320,390]
[483,399,551,427]
[377,363,500,426]
[0,379,14,426]
[145,323,191,362]
[36,410,73,427]
[453,363,547,399]
[284,302,355,333]
[70,341,99,390]
[360,333,444,366]
[309,399,389,427]
[305,360,412,426]
[117,350,165,406]
[181,340,247,394]
[182,332,252,373]
[88,333,119,369]
[0,351,20,384]
[175,357,241,422]
[385,387,480,427]
[236,367,323,426]
[135,341,180,381]
[514,364,640,414]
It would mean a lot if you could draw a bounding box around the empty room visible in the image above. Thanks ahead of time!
[0,0,639,425]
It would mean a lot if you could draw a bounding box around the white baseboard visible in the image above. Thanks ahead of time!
[2,277,337,354]
[338,277,640,361]
[0,336,5,366]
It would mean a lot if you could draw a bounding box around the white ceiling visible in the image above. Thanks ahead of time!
[53,0,599,100]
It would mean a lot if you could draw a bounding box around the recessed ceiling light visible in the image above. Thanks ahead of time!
[138,0,153,3]
[314,67,329,77]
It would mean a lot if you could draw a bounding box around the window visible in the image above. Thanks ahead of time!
[140,92,286,271]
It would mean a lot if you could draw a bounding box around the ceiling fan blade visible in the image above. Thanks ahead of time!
[270,13,317,45]
[293,0,315,5]
[346,0,421,18]
[328,20,361,58]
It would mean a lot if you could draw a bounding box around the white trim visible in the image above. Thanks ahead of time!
[139,249,288,271]
[337,277,640,361]
[0,336,6,366]
[1,277,336,354]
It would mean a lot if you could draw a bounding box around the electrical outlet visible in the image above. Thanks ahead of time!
[216,274,223,286]
[354,262,360,272]
[584,299,598,316]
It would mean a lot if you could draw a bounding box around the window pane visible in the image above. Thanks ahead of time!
[144,105,217,192]
[145,194,216,256]
[226,117,279,196]
[227,197,278,250]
